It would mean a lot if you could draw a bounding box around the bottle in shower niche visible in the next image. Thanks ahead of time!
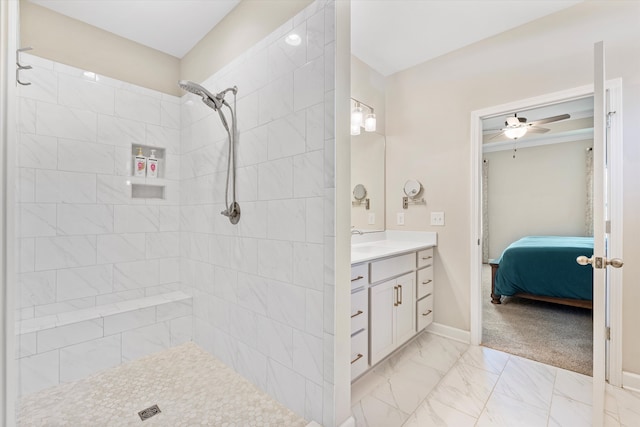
[147,149,158,178]
[134,147,146,177]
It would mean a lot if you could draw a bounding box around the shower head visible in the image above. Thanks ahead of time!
[178,80,223,110]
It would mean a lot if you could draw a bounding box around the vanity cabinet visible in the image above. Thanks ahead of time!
[369,272,415,365]
[350,263,369,380]
[416,247,435,331]
[350,239,436,382]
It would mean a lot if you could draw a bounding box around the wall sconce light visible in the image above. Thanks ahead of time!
[351,97,376,135]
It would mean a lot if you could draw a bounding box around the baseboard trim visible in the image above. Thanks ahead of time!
[425,322,471,344]
[622,371,640,393]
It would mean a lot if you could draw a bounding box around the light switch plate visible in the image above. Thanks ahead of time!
[397,212,405,225]
[431,211,445,226]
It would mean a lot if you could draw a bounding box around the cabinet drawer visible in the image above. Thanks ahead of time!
[417,247,434,269]
[417,294,434,331]
[351,263,368,290]
[351,329,369,380]
[370,253,414,284]
[351,289,368,334]
[416,266,434,300]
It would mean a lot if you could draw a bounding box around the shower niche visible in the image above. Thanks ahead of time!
[130,144,166,199]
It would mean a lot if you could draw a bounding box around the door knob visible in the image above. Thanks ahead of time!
[576,255,624,269]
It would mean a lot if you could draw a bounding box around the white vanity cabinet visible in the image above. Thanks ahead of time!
[350,233,436,381]
[369,272,415,365]
[350,263,369,380]
[416,247,435,331]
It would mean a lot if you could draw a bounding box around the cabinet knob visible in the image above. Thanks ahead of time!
[351,275,364,282]
[351,310,363,318]
[351,353,363,364]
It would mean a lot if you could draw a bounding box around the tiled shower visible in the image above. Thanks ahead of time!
[12,0,338,425]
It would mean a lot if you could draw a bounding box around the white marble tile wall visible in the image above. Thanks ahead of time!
[16,53,182,319]
[179,1,336,425]
[15,54,189,395]
[16,292,193,396]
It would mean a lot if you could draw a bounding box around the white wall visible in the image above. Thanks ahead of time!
[485,140,592,259]
[179,1,337,424]
[384,1,640,373]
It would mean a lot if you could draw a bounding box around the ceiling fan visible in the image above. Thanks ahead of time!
[484,112,571,158]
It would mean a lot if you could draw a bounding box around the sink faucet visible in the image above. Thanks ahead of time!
[351,227,363,235]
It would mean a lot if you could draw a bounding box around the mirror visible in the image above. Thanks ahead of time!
[353,184,367,200]
[351,131,385,231]
[403,179,423,198]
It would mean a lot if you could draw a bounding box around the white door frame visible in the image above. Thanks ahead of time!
[469,82,623,386]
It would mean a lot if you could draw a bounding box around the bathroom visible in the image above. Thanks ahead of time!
[2,1,640,426]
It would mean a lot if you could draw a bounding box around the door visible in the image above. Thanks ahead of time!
[394,273,416,346]
[576,41,623,427]
[369,279,396,364]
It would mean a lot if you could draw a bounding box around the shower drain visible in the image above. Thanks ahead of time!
[138,404,161,421]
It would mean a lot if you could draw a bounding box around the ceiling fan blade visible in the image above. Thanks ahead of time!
[483,128,503,133]
[528,113,570,126]
[527,126,550,134]
[485,131,506,140]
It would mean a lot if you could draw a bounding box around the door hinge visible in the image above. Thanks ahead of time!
[606,111,616,129]
[606,327,611,340]
[606,220,611,234]
[478,239,480,246]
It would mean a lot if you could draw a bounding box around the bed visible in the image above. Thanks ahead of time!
[489,236,594,309]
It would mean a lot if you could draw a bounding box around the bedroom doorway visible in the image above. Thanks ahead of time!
[469,75,623,391]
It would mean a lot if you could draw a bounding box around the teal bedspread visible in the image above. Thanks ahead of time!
[494,236,594,301]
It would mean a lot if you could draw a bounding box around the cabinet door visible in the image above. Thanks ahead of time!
[369,278,397,365]
[395,273,416,347]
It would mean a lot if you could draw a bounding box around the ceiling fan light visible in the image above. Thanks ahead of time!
[504,127,527,139]
[364,113,376,132]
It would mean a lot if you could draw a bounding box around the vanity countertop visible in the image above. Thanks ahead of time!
[351,231,437,264]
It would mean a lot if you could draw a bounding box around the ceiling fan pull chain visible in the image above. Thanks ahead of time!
[513,141,517,159]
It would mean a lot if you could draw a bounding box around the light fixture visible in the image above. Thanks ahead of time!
[504,126,527,139]
[350,97,376,134]
[285,33,302,46]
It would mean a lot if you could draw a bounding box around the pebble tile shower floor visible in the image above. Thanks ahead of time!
[17,342,307,426]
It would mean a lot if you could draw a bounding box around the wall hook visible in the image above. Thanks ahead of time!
[16,47,33,86]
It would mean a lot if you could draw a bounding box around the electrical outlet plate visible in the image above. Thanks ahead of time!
[368,213,376,225]
[397,212,405,225]
[431,212,445,226]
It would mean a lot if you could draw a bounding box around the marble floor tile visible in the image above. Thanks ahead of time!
[351,369,388,405]
[554,368,593,405]
[476,391,549,427]
[429,360,500,418]
[458,344,510,375]
[401,396,476,427]
[352,394,409,427]
[492,354,557,410]
[411,332,469,374]
[548,394,592,427]
[369,358,443,415]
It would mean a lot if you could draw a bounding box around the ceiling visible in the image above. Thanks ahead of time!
[31,0,582,73]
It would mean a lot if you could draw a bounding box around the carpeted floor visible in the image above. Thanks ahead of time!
[481,264,593,376]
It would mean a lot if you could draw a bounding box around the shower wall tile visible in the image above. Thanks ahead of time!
[18,168,36,203]
[114,205,160,233]
[161,100,181,129]
[258,157,293,200]
[294,57,325,111]
[267,111,306,160]
[36,102,97,142]
[18,204,57,238]
[97,114,146,148]
[35,170,96,204]
[35,236,97,271]
[16,65,58,104]
[293,150,324,197]
[97,233,146,264]
[115,89,161,125]
[57,139,115,174]
[56,264,113,301]
[266,199,306,242]
[18,134,58,169]
[17,271,57,308]
[258,73,294,124]
[59,335,121,383]
[18,350,59,395]
[37,318,104,353]
[56,204,114,236]
[58,73,115,115]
